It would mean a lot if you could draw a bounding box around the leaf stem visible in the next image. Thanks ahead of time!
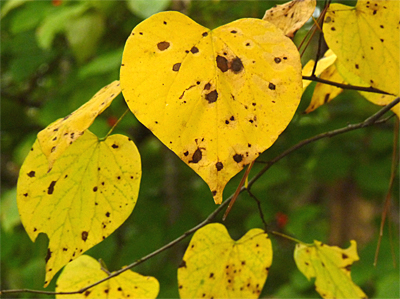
[102,108,130,140]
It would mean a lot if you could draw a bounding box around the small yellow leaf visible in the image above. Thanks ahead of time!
[305,63,345,113]
[294,240,367,299]
[302,49,337,90]
[56,255,159,299]
[178,223,272,298]
[37,80,121,169]
[17,130,141,286]
[263,0,317,38]
[121,11,302,204]
[323,0,400,95]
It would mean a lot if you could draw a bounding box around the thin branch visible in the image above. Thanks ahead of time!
[311,0,330,77]
[247,189,268,231]
[2,97,398,297]
[302,75,393,95]
[248,97,399,189]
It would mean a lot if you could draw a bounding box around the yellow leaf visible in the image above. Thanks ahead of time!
[323,0,400,95]
[336,59,400,118]
[294,240,368,299]
[56,255,159,299]
[17,131,141,286]
[305,63,345,113]
[302,49,337,89]
[37,80,121,169]
[263,0,317,38]
[120,11,302,204]
[178,223,272,298]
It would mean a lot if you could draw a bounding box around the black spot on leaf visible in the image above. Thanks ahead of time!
[179,260,187,268]
[45,249,52,263]
[189,148,202,163]
[48,181,57,195]
[274,57,281,63]
[233,154,243,163]
[216,162,223,171]
[324,93,330,103]
[93,186,98,192]
[202,32,208,37]
[111,143,119,149]
[106,212,110,217]
[342,253,348,259]
[51,146,56,153]
[157,41,170,51]
[216,55,229,72]
[268,83,276,90]
[27,171,35,177]
[231,30,237,33]
[84,291,91,297]
[184,151,189,156]
[82,231,88,241]
[212,190,217,196]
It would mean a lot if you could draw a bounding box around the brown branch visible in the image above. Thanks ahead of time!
[302,75,394,95]
[2,97,398,297]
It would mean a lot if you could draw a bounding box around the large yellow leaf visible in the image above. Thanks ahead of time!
[177,223,272,298]
[263,0,317,38]
[121,11,302,204]
[294,240,367,299]
[323,0,400,95]
[17,130,141,286]
[37,80,121,169]
[56,255,159,299]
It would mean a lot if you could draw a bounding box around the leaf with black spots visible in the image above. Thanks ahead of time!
[121,11,302,204]
[17,130,141,286]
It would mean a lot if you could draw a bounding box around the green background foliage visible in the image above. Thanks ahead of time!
[1,0,398,298]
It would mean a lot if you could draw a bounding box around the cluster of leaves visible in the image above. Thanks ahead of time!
[1,0,399,298]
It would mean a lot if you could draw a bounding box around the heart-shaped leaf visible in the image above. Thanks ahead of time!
[120,11,302,204]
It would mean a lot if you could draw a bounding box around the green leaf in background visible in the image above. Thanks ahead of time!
[36,3,88,50]
[0,188,20,233]
[126,0,171,19]
[65,12,105,64]
[0,0,30,18]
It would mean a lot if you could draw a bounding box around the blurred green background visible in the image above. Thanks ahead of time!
[1,0,398,298]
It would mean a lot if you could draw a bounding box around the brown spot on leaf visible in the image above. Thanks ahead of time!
[189,148,202,163]
[216,55,229,72]
[324,93,330,103]
[205,90,218,103]
[274,57,281,63]
[111,143,119,149]
[157,41,170,51]
[212,190,217,196]
[172,63,181,71]
[106,212,110,217]
[27,171,35,177]
[231,57,243,73]
[202,32,208,37]
[184,151,189,156]
[93,186,98,192]
[204,83,211,90]
[268,83,276,90]
[190,46,199,54]
[82,231,88,241]
[216,162,223,171]
[231,30,237,33]
[233,154,243,163]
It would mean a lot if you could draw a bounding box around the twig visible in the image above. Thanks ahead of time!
[302,75,393,95]
[2,97,398,296]
[247,189,268,231]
